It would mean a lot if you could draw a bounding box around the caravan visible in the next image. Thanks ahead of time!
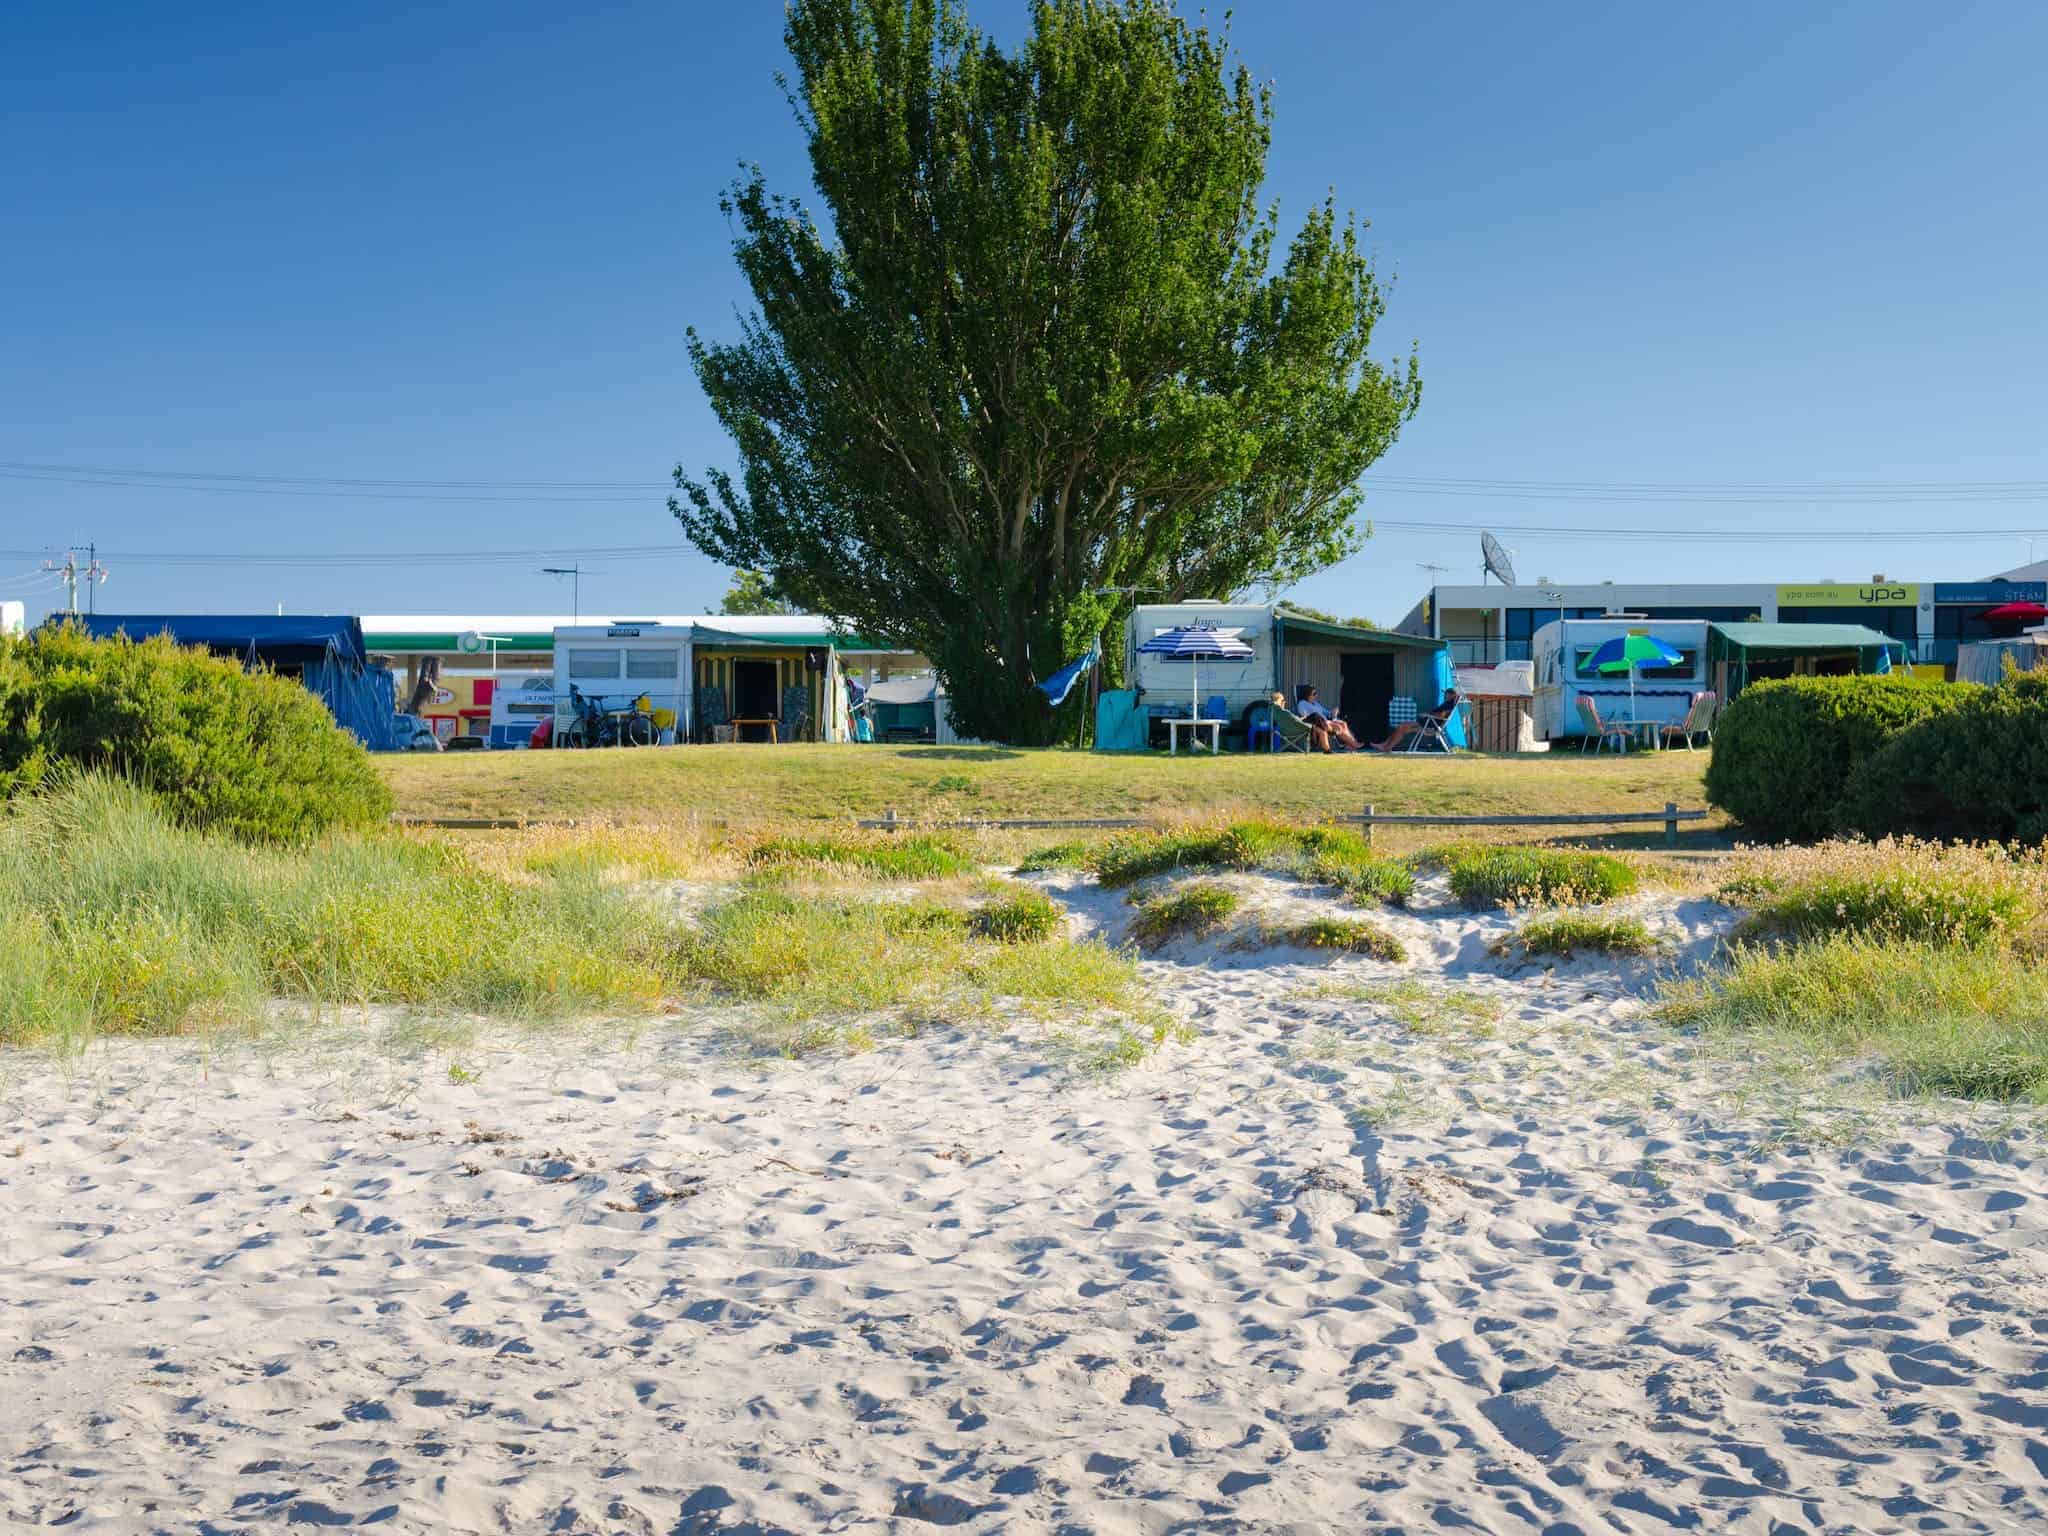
[1532,618,1709,744]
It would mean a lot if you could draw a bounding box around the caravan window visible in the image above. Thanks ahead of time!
[567,648,622,679]
[1572,646,1700,681]
[625,649,677,680]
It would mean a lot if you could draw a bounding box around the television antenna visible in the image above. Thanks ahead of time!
[1416,561,1452,578]
[1480,531,1517,587]
[540,565,581,622]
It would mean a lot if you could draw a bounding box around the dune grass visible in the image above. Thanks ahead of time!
[1295,978,1503,1035]
[1720,838,2048,951]
[1268,917,1406,962]
[1422,844,1639,910]
[746,832,975,881]
[1495,913,1657,959]
[0,775,1161,1067]
[1089,819,1415,907]
[1660,936,2048,1103]
[1127,882,1239,948]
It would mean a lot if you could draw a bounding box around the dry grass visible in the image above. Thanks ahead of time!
[1719,837,2048,950]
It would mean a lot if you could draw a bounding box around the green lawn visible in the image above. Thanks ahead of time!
[382,744,1718,846]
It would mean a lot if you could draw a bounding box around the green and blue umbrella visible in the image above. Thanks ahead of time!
[1588,632,1683,721]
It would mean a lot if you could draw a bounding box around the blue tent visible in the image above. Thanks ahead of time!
[54,613,403,750]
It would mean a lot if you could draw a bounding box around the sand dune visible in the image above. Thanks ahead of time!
[5,872,2046,1533]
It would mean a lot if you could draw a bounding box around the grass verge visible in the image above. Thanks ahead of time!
[1659,935,2048,1103]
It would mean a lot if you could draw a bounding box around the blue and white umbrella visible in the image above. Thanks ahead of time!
[1136,624,1255,719]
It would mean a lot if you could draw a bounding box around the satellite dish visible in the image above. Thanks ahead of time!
[1481,531,1518,586]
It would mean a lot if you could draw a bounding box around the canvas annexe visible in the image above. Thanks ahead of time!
[1124,602,1456,746]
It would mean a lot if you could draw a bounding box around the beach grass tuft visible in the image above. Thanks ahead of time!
[1270,917,1407,961]
[1430,845,1638,910]
[1495,912,1657,959]
[1127,882,1239,947]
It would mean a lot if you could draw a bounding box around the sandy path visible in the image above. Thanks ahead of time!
[4,874,2046,1533]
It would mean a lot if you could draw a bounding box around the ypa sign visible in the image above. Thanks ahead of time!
[1776,583,1919,608]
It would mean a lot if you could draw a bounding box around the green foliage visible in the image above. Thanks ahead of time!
[1127,881,1239,947]
[970,885,1065,943]
[746,832,974,880]
[718,568,800,616]
[674,0,1420,743]
[1015,839,1094,873]
[1278,604,1380,631]
[1439,846,1637,909]
[1838,671,2048,842]
[1703,675,1968,842]
[1722,839,2046,951]
[1274,916,1405,961]
[1090,819,1412,906]
[1496,913,1656,959]
[1658,935,2048,1104]
[0,625,392,843]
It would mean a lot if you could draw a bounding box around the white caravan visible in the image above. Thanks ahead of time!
[1532,618,1710,743]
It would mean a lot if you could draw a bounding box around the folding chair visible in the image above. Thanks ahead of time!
[1577,695,1633,753]
[1263,704,1316,753]
[1659,691,1718,751]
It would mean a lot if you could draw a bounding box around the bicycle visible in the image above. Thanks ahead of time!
[559,686,658,748]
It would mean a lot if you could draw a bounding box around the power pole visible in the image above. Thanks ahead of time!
[542,565,581,622]
[43,549,108,615]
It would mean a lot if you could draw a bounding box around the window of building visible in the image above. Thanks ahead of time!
[567,648,622,678]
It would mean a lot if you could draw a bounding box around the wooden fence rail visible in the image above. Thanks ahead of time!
[857,802,1710,847]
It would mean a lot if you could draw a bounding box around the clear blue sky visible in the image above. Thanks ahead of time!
[6,0,2046,627]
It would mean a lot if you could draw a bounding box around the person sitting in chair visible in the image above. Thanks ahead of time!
[1269,691,1331,752]
[1371,689,1460,752]
[1294,684,1362,751]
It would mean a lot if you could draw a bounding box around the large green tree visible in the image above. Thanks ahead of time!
[675,0,1420,743]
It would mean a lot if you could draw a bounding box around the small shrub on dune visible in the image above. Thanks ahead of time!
[1495,913,1656,959]
[1127,882,1239,947]
[1274,917,1406,962]
[1442,846,1637,910]
[1015,840,1094,873]
[1091,820,1411,908]
[970,886,1065,943]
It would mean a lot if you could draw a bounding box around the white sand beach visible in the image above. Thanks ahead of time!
[5,873,2046,1533]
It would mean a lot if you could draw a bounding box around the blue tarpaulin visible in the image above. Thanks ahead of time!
[1434,650,1470,749]
[53,613,403,749]
[1092,689,1151,752]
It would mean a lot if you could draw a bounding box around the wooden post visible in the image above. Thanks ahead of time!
[884,807,899,834]
[1363,802,1375,849]
[1664,801,1677,848]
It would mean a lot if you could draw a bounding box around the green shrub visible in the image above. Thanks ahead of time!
[1658,935,2048,1103]
[0,625,392,843]
[1274,916,1405,961]
[1495,913,1656,958]
[1838,671,2048,842]
[1127,882,1239,947]
[1443,846,1637,909]
[1015,840,1094,873]
[970,886,1064,943]
[1704,675,1969,842]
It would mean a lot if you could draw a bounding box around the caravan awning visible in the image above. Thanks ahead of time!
[1273,611,1449,651]
[1710,622,1900,652]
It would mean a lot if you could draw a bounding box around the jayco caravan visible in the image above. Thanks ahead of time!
[1532,618,1710,743]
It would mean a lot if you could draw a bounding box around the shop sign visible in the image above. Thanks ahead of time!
[1931,581,2046,605]
[606,625,643,637]
[1775,583,1919,608]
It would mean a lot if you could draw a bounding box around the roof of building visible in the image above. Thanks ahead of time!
[1709,622,1902,652]
[61,613,367,666]
[358,614,909,653]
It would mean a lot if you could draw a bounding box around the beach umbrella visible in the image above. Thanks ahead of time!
[1981,601,2048,624]
[1136,624,1254,720]
[1588,632,1684,722]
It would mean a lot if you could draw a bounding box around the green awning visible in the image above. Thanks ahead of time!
[1710,622,1901,652]
[1273,610,1448,651]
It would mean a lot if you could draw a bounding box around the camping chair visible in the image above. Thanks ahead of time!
[1400,705,1460,753]
[1203,694,1228,724]
[778,683,811,744]
[696,685,728,743]
[1577,695,1633,753]
[1266,704,1316,753]
[1659,691,1718,751]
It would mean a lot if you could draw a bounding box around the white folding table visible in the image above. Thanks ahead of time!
[1167,717,1225,756]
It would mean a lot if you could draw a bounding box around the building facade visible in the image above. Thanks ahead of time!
[1408,574,2047,670]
